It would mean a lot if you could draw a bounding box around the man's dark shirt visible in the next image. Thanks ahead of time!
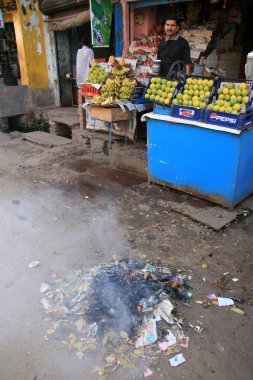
[157,35,191,77]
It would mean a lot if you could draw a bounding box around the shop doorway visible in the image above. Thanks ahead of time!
[56,18,115,107]
[0,22,20,86]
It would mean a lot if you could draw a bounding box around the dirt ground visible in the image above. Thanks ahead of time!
[0,132,252,380]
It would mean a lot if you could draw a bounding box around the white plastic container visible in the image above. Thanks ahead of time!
[245,52,253,80]
[152,60,161,76]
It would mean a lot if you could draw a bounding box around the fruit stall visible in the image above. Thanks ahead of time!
[80,57,152,141]
[142,75,253,208]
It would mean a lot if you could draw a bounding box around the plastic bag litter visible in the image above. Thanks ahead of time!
[155,299,174,324]
[28,261,40,268]
[135,317,157,348]
[143,367,153,377]
[169,353,186,367]
[165,329,177,346]
[40,283,50,293]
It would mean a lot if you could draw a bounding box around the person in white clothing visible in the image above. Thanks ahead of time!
[76,36,94,87]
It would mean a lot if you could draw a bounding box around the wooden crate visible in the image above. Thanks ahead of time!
[90,106,132,122]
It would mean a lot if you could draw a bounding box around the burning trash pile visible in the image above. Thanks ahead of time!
[41,259,193,376]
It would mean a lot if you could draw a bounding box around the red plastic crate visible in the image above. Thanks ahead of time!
[81,83,101,97]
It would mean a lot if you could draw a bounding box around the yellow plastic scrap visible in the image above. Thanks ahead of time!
[230,306,245,315]
[46,329,55,335]
[119,357,128,366]
[76,351,84,359]
[133,348,145,355]
[74,342,84,350]
[68,333,77,345]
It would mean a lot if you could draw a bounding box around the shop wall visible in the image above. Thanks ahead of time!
[14,0,49,89]
[134,7,157,39]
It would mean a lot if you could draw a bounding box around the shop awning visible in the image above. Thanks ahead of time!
[127,0,193,8]
[45,10,90,31]
[38,0,89,15]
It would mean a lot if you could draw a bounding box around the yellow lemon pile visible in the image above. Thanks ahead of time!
[207,82,250,114]
[145,77,178,105]
[172,77,213,109]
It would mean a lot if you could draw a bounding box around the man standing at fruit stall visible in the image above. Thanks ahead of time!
[76,35,95,87]
[157,16,191,77]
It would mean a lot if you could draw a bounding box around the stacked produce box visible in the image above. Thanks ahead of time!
[204,79,253,129]
[144,74,253,130]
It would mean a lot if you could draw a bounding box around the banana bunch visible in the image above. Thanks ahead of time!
[101,77,118,97]
[112,65,129,77]
[90,94,104,104]
[90,94,116,105]
[101,96,114,105]
[118,78,137,100]
[119,86,134,100]
[91,65,136,104]
[122,78,137,87]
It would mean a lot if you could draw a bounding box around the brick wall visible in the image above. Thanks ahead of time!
[28,89,56,110]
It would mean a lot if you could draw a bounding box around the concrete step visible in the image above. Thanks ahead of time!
[109,145,147,178]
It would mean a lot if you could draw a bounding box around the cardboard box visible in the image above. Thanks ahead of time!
[90,106,132,122]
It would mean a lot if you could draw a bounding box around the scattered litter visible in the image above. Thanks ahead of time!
[217,297,234,307]
[28,261,40,268]
[85,196,89,199]
[159,341,170,351]
[207,294,217,300]
[106,354,117,364]
[143,367,153,377]
[144,264,157,272]
[40,283,50,293]
[40,298,50,310]
[201,264,208,269]
[230,306,245,316]
[120,330,129,340]
[40,259,193,376]
[232,278,239,282]
[26,351,32,357]
[165,329,177,346]
[135,317,157,348]
[213,273,232,289]
[189,323,203,334]
[155,299,174,324]
[224,295,243,303]
[46,329,55,335]
[169,353,186,367]
[178,337,190,348]
[195,300,210,308]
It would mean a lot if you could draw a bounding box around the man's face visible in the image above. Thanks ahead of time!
[164,19,179,37]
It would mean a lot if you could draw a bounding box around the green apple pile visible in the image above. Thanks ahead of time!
[144,77,178,105]
[207,82,250,114]
[172,77,214,109]
[87,63,108,85]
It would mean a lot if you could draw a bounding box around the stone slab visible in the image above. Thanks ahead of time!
[132,183,242,230]
[166,198,238,231]
[22,131,72,148]
[50,116,79,128]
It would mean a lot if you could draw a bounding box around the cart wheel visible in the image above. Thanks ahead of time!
[166,60,185,80]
